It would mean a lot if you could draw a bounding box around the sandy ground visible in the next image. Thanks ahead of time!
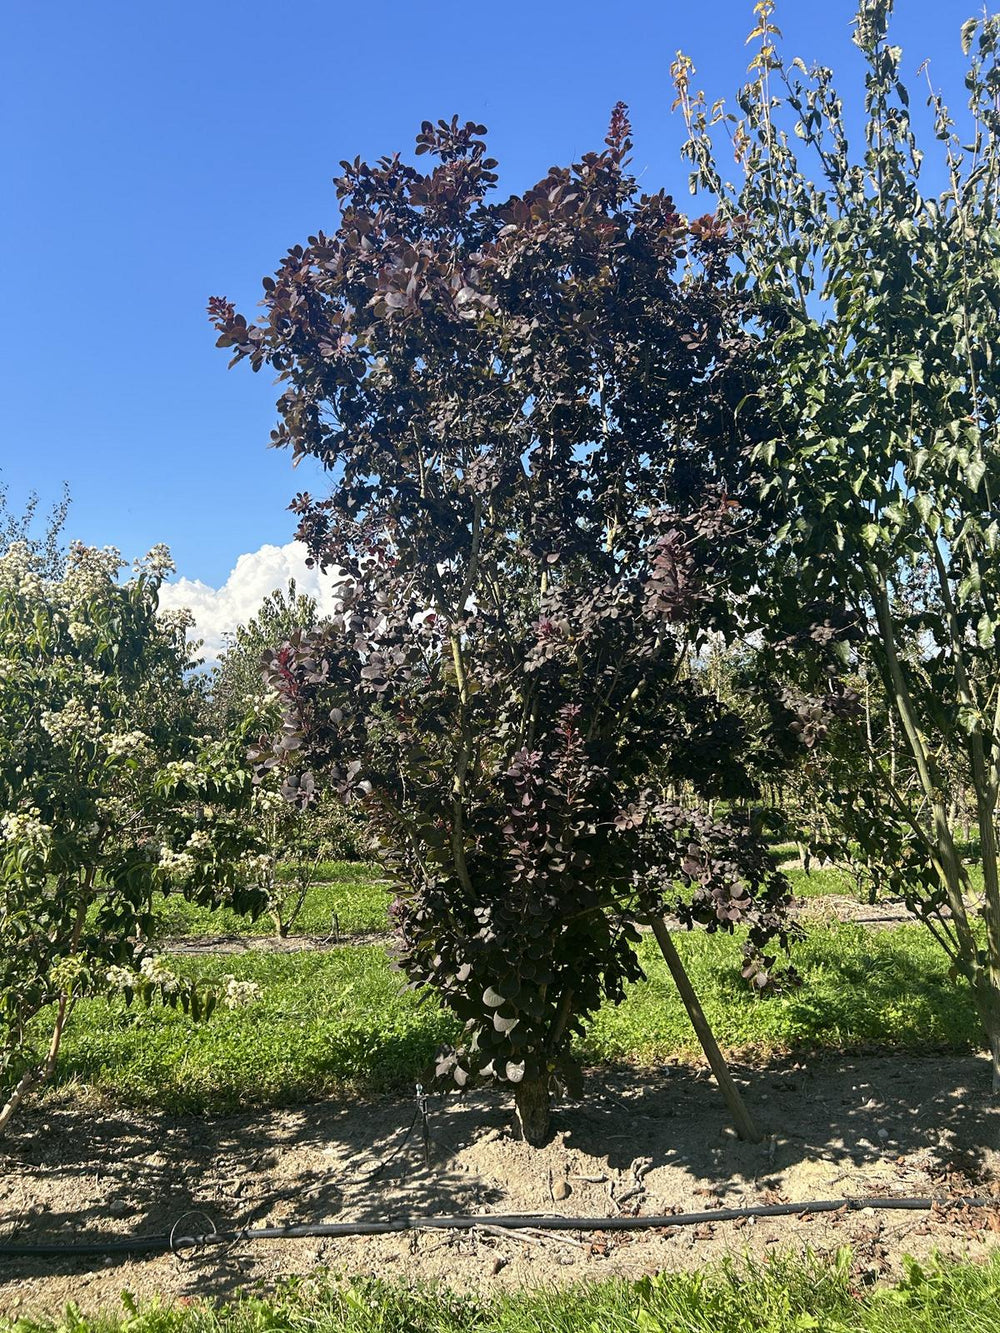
[2,1053,1000,1318]
[795,895,918,929]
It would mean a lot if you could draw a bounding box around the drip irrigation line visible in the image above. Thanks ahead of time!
[1,1195,993,1259]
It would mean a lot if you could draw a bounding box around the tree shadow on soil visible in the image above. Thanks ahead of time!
[1,1051,997,1305]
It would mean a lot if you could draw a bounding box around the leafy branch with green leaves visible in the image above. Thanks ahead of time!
[675,0,1000,1084]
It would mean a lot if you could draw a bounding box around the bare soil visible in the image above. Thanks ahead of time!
[163,929,393,955]
[3,1054,1000,1318]
[795,895,917,930]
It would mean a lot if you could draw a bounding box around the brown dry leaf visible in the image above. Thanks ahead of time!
[693,1224,714,1240]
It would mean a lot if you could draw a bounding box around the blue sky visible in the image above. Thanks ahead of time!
[0,0,984,627]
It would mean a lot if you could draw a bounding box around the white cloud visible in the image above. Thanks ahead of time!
[159,541,344,662]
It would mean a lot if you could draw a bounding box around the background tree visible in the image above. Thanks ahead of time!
[0,541,266,1130]
[250,784,365,936]
[210,580,369,929]
[212,111,796,1143]
[0,475,70,580]
[210,579,320,734]
[677,0,1000,1084]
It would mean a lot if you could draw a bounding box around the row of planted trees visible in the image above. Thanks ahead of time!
[5,0,1000,1143]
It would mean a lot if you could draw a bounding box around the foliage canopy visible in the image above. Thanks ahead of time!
[676,0,1000,1081]
[212,109,799,1139]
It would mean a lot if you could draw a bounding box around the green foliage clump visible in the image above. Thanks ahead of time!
[0,542,267,1130]
[676,0,1000,1083]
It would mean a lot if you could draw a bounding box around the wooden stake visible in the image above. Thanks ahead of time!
[647,916,763,1144]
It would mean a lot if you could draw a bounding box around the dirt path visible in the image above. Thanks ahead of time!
[3,1054,999,1317]
[163,929,393,955]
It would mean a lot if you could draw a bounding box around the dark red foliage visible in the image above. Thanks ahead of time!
[216,110,797,1099]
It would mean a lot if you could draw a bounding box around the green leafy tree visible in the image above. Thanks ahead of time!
[210,579,319,733]
[251,785,366,936]
[209,580,369,928]
[0,476,70,579]
[677,0,1000,1082]
[0,541,267,1129]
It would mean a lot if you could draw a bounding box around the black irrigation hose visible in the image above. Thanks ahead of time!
[0,1196,994,1259]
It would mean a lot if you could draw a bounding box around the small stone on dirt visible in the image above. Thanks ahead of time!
[552,1180,571,1201]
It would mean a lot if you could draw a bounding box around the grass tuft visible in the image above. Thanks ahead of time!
[8,1252,1000,1332]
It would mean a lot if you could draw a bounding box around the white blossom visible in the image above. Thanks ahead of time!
[105,730,153,761]
[158,845,196,877]
[139,955,179,993]
[1,809,52,849]
[40,697,103,746]
[221,975,261,1009]
[106,965,139,991]
[134,544,175,578]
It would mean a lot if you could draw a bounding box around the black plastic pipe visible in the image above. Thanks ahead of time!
[0,1195,991,1258]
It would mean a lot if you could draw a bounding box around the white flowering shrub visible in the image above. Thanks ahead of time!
[0,541,268,1130]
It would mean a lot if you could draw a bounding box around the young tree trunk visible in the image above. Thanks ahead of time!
[647,915,763,1143]
[513,1075,552,1146]
[968,984,1000,1093]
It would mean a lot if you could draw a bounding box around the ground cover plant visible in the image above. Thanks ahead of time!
[9,1252,1000,1333]
[211,108,803,1144]
[675,0,1000,1087]
[0,542,267,1132]
[45,923,979,1113]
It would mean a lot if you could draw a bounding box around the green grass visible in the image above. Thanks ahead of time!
[47,923,980,1114]
[784,862,988,905]
[147,863,392,939]
[769,840,800,863]
[11,1253,1000,1333]
[581,923,977,1066]
[52,947,454,1112]
[783,864,858,899]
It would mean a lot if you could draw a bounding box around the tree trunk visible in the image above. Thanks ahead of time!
[513,1075,552,1146]
[971,983,1000,1095]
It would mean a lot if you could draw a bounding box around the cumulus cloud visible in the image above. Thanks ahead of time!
[158,541,344,662]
